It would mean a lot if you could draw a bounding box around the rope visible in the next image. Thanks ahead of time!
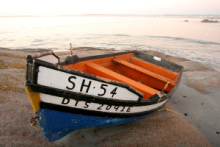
[157,96,162,103]
[157,81,170,103]
[31,123,41,131]
[157,108,181,116]
[30,116,41,131]
[160,81,170,94]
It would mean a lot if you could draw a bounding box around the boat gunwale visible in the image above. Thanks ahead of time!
[39,100,168,118]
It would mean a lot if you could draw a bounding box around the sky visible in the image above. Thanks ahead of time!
[0,0,220,16]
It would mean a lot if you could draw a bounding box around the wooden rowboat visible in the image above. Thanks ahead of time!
[25,50,183,142]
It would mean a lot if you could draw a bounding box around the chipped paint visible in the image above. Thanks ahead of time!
[25,86,41,113]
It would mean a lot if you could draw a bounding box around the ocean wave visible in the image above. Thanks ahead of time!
[113,34,130,37]
[95,44,154,51]
[32,39,44,42]
[88,34,130,37]
[145,36,220,45]
[92,44,220,71]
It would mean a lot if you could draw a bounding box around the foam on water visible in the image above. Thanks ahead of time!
[147,36,220,45]
[93,43,220,71]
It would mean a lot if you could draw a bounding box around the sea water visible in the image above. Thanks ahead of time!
[0,16,220,70]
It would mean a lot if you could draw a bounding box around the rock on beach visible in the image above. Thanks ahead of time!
[201,19,218,23]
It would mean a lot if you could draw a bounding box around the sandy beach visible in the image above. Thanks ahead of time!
[0,47,219,146]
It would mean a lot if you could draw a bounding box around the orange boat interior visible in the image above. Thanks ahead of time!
[64,53,179,99]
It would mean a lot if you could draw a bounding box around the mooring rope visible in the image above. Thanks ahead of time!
[157,108,181,116]
[31,123,41,131]
[31,116,41,131]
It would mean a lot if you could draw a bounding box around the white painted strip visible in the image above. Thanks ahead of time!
[37,66,139,101]
[37,55,58,64]
[40,93,168,114]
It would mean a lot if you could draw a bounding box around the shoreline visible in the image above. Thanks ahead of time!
[0,47,219,146]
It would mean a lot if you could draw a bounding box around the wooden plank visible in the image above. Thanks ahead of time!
[113,58,176,87]
[64,53,135,71]
[85,62,159,99]
[130,57,178,81]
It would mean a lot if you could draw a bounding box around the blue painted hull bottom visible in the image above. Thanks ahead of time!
[38,108,153,142]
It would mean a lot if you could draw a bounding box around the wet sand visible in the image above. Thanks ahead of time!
[0,47,219,146]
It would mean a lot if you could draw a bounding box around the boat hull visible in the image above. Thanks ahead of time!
[38,108,153,142]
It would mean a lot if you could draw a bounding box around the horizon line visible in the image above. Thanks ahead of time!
[0,14,220,17]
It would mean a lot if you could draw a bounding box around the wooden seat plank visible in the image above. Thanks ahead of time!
[113,58,176,87]
[130,57,178,81]
[85,62,159,99]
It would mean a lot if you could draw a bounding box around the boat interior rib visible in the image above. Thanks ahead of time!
[64,53,180,99]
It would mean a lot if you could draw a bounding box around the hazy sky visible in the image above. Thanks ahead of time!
[0,0,220,16]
